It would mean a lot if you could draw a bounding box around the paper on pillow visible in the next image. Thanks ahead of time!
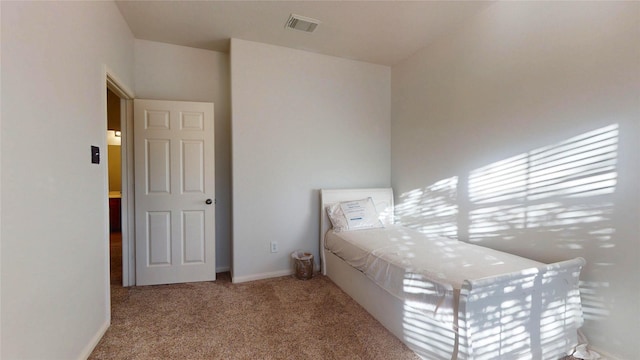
[339,198,382,230]
[326,203,348,231]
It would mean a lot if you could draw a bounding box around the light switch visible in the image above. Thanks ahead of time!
[91,145,100,164]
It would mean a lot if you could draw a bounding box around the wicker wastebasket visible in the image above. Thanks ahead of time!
[291,251,313,280]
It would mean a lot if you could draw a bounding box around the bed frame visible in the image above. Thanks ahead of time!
[320,188,585,360]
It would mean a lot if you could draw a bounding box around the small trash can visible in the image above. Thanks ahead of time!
[291,250,314,280]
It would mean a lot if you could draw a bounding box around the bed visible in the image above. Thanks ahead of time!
[319,188,585,360]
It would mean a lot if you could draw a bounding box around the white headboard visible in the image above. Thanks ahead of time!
[319,188,394,273]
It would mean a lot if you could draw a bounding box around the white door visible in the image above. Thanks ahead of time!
[134,99,215,286]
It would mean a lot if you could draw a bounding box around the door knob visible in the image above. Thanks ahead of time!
[205,199,213,205]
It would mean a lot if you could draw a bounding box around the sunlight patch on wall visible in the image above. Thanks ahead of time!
[578,280,611,321]
[396,176,458,238]
[468,124,618,246]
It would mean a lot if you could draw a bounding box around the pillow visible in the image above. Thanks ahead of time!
[326,202,348,231]
[326,197,384,232]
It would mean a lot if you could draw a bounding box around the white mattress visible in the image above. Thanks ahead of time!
[325,225,544,325]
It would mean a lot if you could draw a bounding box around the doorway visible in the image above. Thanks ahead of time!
[106,72,134,287]
[107,88,123,286]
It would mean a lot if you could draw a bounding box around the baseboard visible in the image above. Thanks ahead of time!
[77,318,110,360]
[590,346,623,360]
[231,269,294,283]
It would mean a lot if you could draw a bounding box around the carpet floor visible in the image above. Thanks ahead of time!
[89,273,420,360]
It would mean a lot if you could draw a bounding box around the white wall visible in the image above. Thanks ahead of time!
[1,1,134,359]
[134,39,232,272]
[230,39,390,282]
[391,2,639,359]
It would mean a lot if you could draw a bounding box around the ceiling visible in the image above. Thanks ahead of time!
[115,1,492,66]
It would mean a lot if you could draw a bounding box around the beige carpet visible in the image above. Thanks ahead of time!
[89,273,420,359]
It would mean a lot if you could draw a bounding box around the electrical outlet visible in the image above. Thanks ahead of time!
[270,241,278,253]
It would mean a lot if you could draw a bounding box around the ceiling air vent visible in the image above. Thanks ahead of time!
[285,14,320,33]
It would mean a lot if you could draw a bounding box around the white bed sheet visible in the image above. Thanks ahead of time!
[325,225,544,326]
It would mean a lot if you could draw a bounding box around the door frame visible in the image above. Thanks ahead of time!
[104,67,135,286]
